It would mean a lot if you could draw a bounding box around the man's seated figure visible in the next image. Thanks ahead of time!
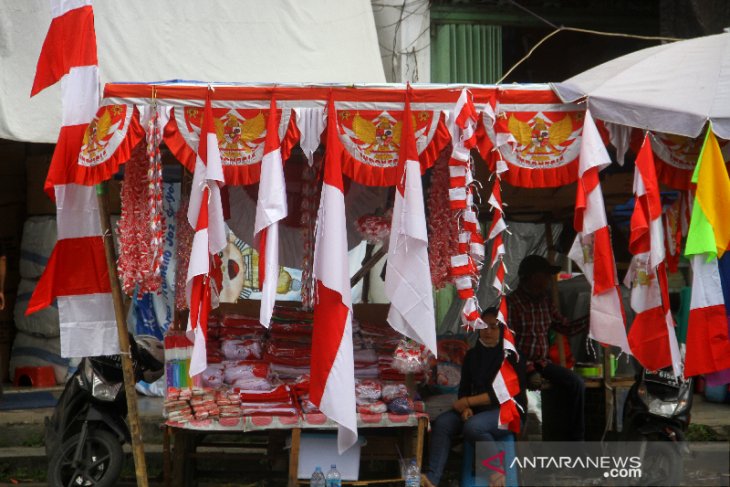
[423,308,526,487]
[507,254,588,441]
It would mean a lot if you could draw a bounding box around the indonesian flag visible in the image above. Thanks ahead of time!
[310,97,357,453]
[568,110,630,355]
[254,98,287,328]
[683,127,730,379]
[384,95,437,356]
[624,136,682,376]
[186,94,226,377]
[27,0,118,358]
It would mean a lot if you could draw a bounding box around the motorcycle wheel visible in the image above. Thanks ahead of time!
[640,441,683,486]
[47,429,124,487]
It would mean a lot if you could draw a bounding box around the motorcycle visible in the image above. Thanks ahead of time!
[621,365,693,486]
[45,334,164,487]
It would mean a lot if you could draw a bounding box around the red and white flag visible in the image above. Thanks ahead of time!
[310,98,357,453]
[254,98,287,328]
[186,94,226,377]
[624,136,682,376]
[27,0,118,358]
[384,94,437,356]
[568,110,630,355]
[492,325,522,433]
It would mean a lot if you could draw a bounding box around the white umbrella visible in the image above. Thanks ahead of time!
[552,32,730,139]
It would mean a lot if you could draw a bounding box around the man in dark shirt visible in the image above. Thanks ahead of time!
[507,254,588,441]
[424,307,525,487]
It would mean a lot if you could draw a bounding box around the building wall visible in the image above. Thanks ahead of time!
[371,0,430,83]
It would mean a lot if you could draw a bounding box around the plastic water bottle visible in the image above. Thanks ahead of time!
[325,464,341,487]
[405,459,420,487]
[310,466,325,487]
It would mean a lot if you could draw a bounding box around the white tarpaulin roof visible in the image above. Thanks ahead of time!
[553,33,730,139]
[0,0,385,143]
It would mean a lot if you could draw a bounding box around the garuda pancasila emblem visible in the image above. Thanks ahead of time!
[213,111,266,164]
[79,106,124,167]
[508,114,576,166]
[351,112,404,164]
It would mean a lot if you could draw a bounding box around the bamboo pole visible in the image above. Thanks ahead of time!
[350,244,388,288]
[96,181,149,487]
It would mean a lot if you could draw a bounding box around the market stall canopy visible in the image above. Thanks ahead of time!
[0,0,385,143]
[553,33,730,139]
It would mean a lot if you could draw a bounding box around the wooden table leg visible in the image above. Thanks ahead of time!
[172,428,196,487]
[288,427,301,487]
[415,417,427,470]
[163,426,172,487]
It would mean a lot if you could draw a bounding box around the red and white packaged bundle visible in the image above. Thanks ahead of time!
[201,364,225,388]
[231,377,273,391]
[239,402,299,417]
[382,383,409,403]
[355,379,382,404]
[357,401,388,414]
[223,361,270,385]
[221,339,263,360]
[391,338,430,374]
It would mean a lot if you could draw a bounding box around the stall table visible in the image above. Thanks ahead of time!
[165,411,429,486]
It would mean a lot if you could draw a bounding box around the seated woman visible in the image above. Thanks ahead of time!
[423,307,526,487]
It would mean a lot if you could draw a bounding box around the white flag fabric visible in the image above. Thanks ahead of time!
[569,110,630,355]
[310,97,358,454]
[185,94,227,377]
[385,95,437,356]
[254,98,288,328]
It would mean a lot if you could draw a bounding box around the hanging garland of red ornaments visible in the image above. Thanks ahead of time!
[427,148,459,289]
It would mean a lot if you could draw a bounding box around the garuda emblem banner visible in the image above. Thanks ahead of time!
[479,88,585,188]
[165,106,295,185]
[335,105,450,186]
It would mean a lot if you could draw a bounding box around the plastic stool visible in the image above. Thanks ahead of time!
[461,434,517,487]
[13,366,56,387]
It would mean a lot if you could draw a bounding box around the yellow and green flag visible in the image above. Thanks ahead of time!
[683,125,730,379]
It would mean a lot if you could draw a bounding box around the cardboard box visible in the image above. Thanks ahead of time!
[294,433,363,480]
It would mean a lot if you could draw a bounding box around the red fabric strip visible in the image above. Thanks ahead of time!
[324,99,345,192]
[27,236,110,314]
[31,6,98,97]
[628,306,671,371]
[309,281,349,407]
[44,124,88,198]
[592,226,617,295]
[685,304,730,377]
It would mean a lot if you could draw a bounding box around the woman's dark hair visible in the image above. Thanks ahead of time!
[481,307,498,318]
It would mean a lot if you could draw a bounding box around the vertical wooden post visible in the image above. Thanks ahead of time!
[288,427,302,487]
[544,222,566,367]
[96,181,149,487]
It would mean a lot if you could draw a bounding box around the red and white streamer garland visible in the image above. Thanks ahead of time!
[146,105,165,281]
[447,89,486,329]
